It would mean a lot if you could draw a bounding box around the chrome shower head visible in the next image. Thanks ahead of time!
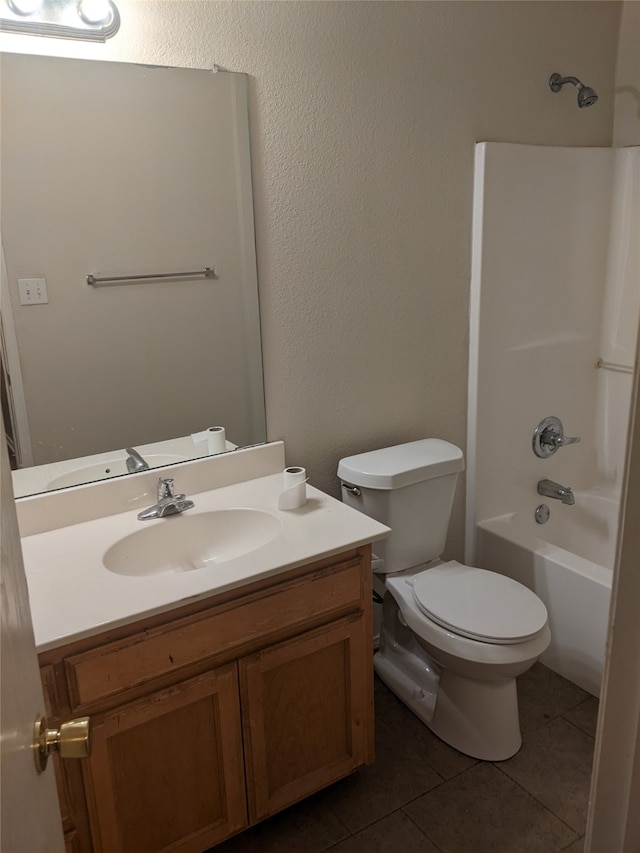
[549,73,598,108]
[577,85,598,108]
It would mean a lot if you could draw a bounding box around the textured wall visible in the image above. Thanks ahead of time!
[0,1,622,557]
[614,0,640,146]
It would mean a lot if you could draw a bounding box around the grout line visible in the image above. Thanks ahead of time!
[491,762,583,840]
[561,715,597,741]
[401,807,447,852]
[561,836,585,852]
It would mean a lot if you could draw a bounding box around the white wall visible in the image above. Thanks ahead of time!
[0,0,621,558]
[614,0,640,147]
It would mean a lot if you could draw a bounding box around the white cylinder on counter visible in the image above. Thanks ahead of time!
[278,466,308,510]
[207,426,226,455]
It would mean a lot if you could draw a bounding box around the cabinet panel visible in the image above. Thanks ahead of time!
[83,664,247,853]
[240,615,374,821]
[65,556,364,710]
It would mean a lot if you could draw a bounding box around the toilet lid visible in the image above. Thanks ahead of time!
[412,562,548,644]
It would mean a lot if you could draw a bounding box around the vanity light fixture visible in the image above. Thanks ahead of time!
[1,0,119,41]
[8,0,42,14]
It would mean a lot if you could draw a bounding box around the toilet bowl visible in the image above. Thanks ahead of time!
[338,439,550,760]
[376,562,550,760]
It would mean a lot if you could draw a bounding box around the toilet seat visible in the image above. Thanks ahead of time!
[411,561,548,645]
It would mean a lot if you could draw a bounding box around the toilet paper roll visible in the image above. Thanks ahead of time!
[207,426,226,455]
[278,466,308,510]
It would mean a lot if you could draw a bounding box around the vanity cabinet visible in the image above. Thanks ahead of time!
[38,546,374,853]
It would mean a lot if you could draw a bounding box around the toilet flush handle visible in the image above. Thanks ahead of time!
[342,483,361,497]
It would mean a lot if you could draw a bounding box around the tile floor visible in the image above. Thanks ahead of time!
[213,663,598,853]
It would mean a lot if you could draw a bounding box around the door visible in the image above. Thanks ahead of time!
[240,614,374,822]
[0,429,64,851]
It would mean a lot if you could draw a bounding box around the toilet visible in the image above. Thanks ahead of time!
[338,438,550,760]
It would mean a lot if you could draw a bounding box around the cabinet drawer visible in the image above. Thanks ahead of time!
[65,555,365,710]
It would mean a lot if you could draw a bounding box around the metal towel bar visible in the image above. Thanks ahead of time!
[86,267,216,285]
[595,358,634,375]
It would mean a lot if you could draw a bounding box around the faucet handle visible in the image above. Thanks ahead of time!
[157,478,176,500]
[533,416,581,458]
[553,432,580,448]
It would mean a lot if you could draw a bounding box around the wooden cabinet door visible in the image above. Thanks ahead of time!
[82,664,247,853]
[240,614,374,822]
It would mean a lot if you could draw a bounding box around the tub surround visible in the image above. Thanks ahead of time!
[467,143,638,695]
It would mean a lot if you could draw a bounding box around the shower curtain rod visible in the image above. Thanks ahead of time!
[595,358,635,375]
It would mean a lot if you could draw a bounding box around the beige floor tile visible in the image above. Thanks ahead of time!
[319,718,443,834]
[404,762,577,853]
[562,697,600,738]
[517,664,590,733]
[563,837,585,853]
[498,717,595,834]
[328,810,440,853]
[210,789,349,853]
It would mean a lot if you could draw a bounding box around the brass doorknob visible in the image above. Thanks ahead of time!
[34,714,91,773]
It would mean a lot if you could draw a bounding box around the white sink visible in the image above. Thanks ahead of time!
[103,509,283,577]
[48,455,187,490]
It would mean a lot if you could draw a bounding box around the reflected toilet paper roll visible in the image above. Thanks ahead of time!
[207,426,226,455]
[278,466,308,510]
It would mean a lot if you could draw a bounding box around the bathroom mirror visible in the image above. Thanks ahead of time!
[0,53,266,497]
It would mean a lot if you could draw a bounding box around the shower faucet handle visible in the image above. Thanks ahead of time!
[551,432,580,448]
[533,416,581,458]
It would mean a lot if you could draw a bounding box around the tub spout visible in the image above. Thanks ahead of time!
[537,479,575,506]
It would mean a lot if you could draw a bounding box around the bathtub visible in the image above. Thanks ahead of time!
[474,491,616,696]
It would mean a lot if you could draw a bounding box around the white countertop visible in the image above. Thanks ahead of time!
[22,472,389,652]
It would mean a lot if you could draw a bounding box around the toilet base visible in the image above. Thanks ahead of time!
[428,668,522,760]
[374,641,523,761]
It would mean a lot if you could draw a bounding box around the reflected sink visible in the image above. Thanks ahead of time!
[103,509,282,577]
[48,454,187,490]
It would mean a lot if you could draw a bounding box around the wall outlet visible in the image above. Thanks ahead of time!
[18,277,49,305]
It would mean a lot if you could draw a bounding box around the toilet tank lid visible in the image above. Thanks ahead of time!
[337,439,464,490]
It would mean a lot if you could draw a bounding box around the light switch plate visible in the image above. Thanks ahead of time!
[18,277,49,305]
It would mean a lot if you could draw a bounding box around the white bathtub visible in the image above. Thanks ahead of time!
[474,491,616,696]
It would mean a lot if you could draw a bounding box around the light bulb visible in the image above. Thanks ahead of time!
[77,0,112,25]
[8,0,42,15]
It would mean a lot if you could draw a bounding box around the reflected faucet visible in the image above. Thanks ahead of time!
[537,479,575,506]
[125,447,150,473]
[138,478,195,520]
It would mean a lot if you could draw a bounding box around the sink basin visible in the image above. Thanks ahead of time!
[103,509,282,577]
[48,454,187,490]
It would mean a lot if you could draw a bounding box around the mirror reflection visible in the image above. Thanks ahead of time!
[0,53,266,497]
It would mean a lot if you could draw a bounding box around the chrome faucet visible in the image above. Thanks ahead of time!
[532,417,581,459]
[125,447,150,474]
[537,479,575,506]
[137,478,195,520]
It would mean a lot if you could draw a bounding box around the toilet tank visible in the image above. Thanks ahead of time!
[337,439,464,573]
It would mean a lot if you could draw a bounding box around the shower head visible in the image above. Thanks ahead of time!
[549,73,598,108]
[577,85,598,109]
